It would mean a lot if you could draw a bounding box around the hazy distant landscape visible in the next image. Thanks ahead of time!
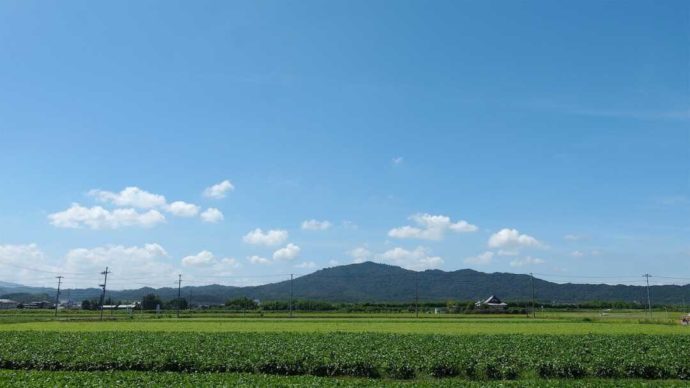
[3,262,689,305]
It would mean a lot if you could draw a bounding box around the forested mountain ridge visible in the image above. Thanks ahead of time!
[2,262,686,305]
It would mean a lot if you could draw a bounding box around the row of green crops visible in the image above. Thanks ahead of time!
[0,332,688,380]
[1,371,688,387]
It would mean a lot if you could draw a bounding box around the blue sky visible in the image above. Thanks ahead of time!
[0,1,688,289]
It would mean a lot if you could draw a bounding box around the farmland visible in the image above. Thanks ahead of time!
[0,311,688,386]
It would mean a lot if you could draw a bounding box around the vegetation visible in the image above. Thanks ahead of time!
[0,332,688,381]
[4,262,690,305]
[2,371,689,387]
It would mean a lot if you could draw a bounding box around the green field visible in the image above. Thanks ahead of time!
[1,311,688,386]
[1,317,688,335]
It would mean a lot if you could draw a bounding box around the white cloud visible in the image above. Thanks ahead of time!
[181,250,215,267]
[571,250,585,258]
[388,213,477,240]
[497,249,519,256]
[0,244,59,286]
[509,256,545,267]
[49,203,165,229]
[64,244,175,288]
[85,186,201,219]
[200,208,224,223]
[488,228,542,249]
[380,246,443,271]
[166,201,200,217]
[301,219,332,231]
[392,156,404,165]
[247,255,271,265]
[328,259,340,266]
[464,251,494,265]
[295,261,316,269]
[350,247,372,263]
[242,229,288,246]
[181,251,241,280]
[273,243,301,261]
[89,187,167,209]
[203,180,234,199]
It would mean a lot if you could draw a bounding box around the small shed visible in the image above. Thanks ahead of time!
[475,295,508,311]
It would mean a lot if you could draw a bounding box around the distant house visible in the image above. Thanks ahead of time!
[475,295,508,311]
[24,301,54,309]
[0,299,19,309]
[102,303,140,310]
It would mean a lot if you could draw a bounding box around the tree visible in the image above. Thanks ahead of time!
[81,300,91,310]
[165,298,188,310]
[225,297,258,310]
[142,294,163,310]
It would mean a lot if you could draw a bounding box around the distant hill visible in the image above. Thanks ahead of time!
[2,262,688,305]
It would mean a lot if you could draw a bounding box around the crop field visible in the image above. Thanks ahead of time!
[1,317,689,335]
[1,313,689,386]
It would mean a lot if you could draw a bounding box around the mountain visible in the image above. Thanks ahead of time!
[0,280,23,288]
[2,262,688,304]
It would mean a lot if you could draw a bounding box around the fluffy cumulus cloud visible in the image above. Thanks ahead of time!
[181,250,215,267]
[488,228,542,249]
[89,187,167,209]
[181,251,241,278]
[464,251,494,265]
[51,186,208,229]
[295,261,316,269]
[200,208,224,223]
[48,203,165,229]
[242,228,288,246]
[509,256,545,267]
[247,255,271,265]
[166,201,200,217]
[63,244,176,287]
[0,244,58,286]
[301,219,332,231]
[388,213,477,241]
[350,247,372,263]
[203,180,234,199]
[380,246,443,271]
[273,243,301,261]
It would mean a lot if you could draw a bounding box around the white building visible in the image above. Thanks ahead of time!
[475,295,508,311]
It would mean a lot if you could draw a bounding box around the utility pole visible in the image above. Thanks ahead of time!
[177,274,182,318]
[415,272,419,318]
[54,276,63,318]
[530,272,536,318]
[99,267,109,321]
[643,274,652,318]
[289,274,294,318]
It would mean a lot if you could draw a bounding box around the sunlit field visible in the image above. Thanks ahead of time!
[1,310,689,386]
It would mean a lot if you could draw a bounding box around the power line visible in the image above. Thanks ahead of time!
[54,276,63,318]
[98,267,109,321]
[530,272,536,319]
[643,273,652,318]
